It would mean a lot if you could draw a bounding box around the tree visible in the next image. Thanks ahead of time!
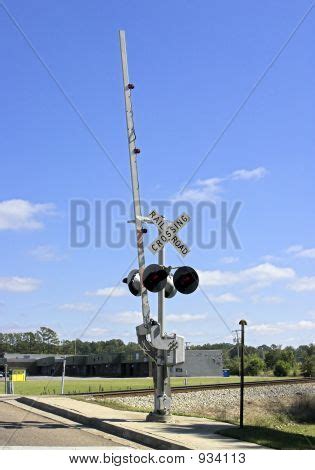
[125,342,141,352]
[295,344,312,362]
[265,347,281,370]
[60,340,75,355]
[280,346,295,368]
[300,344,314,377]
[36,327,59,353]
[245,356,265,376]
[190,342,234,351]
[224,356,240,375]
[273,360,290,377]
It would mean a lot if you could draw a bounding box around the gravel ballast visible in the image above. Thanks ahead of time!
[100,383,315,416]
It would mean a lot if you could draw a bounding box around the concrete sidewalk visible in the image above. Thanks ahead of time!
[18,396,262,450]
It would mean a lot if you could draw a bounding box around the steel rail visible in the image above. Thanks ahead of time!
[65,377,314,398]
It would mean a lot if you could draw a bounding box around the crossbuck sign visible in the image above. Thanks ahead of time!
[148,210,191,257]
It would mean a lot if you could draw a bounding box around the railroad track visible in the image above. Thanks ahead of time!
[67,377,314,398]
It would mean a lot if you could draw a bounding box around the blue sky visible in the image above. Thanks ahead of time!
[0,0,314,347]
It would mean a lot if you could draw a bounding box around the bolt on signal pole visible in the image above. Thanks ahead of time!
[239,319,247,428]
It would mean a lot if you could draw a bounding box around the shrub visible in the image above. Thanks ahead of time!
[273,360,290,377]
[301,356,314,377]
[225,357,240,375]
[287,394,315,423]
[245,356,265,376]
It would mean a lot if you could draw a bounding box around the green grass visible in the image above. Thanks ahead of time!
[217,424,315,450]
[0,375,303,396]
[84,396,315,450]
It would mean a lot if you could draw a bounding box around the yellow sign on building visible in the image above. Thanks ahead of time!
[11,369,26,382]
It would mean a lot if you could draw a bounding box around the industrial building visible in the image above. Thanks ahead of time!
[0,349,223,377]
[169,349,223,377]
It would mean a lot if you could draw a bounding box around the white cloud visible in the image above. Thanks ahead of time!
[261,254,281,262]
[173,178,224,202]
[248,320,315,334]
[59,303,95,313]
[85,286,128,297]
[167,313,207,322]
[251,295,284,304]
[247,323,283,334]
[307,310,315,319]
[29,245,64,262]
[231,167,268,181]
[185,331,208,338]
[287,245,315,259]
[220,256,239,264]
[0,199,55,230]
[173,167,267,202]
[0,276,41,293]
[83,327,110,339]
[209,293,241,303]
[297,248,315,259]
[0,322,44,333]
[286,245,303,254]
[289,276,315,292]
[112,310,142,324]
[198,270,240,286]
[198,263,295,288]
[246,263,295,282]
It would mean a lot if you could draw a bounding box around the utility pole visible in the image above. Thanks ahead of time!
[4,362,8,394]
[233,329,241,376]
[239,319,247,428]
[61,356,66,395]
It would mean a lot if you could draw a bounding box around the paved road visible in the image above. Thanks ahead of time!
[0,401,127,447]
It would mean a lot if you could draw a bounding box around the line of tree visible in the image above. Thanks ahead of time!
[0,328,314,377]
[0,327,140,355]
[190,342,314,377]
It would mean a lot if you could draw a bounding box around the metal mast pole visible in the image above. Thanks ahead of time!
[154,247,171,418]
[119,31,171,421]
[158,248,165,334]
[119,30,151,329]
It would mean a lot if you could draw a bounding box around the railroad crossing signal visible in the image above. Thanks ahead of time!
[122,269,141,296]
[142,264,177,298]
[119,30,203,420]
[123,264,199,297]
[148,210,191,257]
[173,266,199,294]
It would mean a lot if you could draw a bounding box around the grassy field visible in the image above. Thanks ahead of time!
[82,396,315,450]
[217,424,315,450]
[217,396,315,450]
[0,375,297,396]
[82,383,314,449]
